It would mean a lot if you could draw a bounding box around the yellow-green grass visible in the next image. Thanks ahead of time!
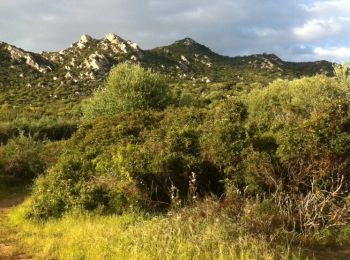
[8,201,303,260]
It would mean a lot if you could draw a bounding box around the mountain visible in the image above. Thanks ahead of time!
[0,33,334,106]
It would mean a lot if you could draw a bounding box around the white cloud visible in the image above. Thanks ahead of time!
[301,0,350,16]
[293,18,343,41]
[314,46,350,60]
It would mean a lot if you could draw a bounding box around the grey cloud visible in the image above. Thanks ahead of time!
[0,0,349,61]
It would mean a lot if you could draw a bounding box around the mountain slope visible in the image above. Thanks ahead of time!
[0,33,334,106]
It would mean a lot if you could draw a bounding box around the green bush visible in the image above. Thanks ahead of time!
[247,75,350,182]
[26,152,109,219]
[0,134,44,180]
[82,63,170,120]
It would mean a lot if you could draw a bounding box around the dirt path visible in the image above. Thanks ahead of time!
[0,194,31,260]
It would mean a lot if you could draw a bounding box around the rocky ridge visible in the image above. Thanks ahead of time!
[0,33,334,105]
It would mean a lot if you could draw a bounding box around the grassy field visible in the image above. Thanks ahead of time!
[7,200,305,260]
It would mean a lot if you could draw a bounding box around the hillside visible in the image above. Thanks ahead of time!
[1,34,349,259]
[0,33,334,107]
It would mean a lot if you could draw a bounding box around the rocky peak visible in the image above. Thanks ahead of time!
[102,33,142,56]
[77,34,93,49]
[163,37,218,60]
[261,53,282,62]
[104,33,124,44]
[176,38,197,46]
[80,34,93,43]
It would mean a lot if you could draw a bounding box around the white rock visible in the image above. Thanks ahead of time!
[65,72,73,79]
[118,42,127,53]
[86,71,96,80]
[181,55,189,64]
[105,33,122,44]
[25,56,51,73]
[70,58,76,67]
[128,41,139,50]
[80,34,92,43]
[100,42,109,50]
[202,77,211,83]
[77,42,86,49]
[85,53,109,71]
[7,45,51,73]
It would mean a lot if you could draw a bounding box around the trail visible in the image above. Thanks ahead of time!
[0,193,31,260]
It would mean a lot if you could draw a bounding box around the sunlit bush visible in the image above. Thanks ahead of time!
[82,63,170,120]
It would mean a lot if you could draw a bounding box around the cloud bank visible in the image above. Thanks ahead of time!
[0,0,349,61]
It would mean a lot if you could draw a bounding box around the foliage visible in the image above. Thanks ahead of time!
[21,69,350,239]
[82,63,170,120]
[0,134,45,180]
[1,53,349,259]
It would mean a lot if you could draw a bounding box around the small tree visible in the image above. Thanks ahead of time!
[82,63,170,120]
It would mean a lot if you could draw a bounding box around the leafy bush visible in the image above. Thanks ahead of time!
[0,134,44,180]
[82,63,170,120]
[245,75,350,231]
[26,152,109,219]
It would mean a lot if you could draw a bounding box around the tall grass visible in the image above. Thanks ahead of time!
[8,200,303,260]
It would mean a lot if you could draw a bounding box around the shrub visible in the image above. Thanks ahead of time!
[0,134,45,180]
[82,63,170,120]
[26,152,109,219]
[245,74,350,231]
[200,98,248,187]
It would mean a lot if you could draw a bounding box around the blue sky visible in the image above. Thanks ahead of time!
[0,0,349,62]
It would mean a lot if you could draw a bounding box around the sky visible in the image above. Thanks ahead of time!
[0,0,349,62]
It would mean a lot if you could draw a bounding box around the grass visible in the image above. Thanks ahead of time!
[0,180,31,259]
[7,200,305,260]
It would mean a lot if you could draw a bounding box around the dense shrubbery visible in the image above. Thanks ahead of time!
[0,91,78,184]
[0,135,44,180]
[0,134,65,180]
[20,64,350,242]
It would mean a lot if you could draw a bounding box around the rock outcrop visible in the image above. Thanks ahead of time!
[7,45,52,73]
[77,34,93,49]
[84,52,109,72]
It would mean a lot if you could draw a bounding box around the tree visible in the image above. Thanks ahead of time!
[82,63,170,120]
